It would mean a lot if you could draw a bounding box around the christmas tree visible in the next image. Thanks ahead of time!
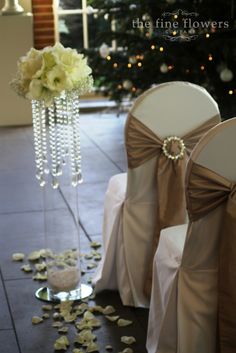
[84,0,235,119]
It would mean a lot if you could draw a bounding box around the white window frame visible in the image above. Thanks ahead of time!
[55,0,100,49]
[55,0,117,50]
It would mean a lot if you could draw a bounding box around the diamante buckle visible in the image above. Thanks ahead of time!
[162,136,185,161]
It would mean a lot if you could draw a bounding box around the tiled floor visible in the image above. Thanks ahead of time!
[0,112,148,353]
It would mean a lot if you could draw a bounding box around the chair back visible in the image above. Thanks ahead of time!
[183,117,236,268]
[182,118,236,353]
[125,81,220,202]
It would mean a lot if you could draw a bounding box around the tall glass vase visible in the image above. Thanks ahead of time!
[32,90,92,302]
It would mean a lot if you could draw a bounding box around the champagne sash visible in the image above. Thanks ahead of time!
[125,113,220,296]
[187,162,236,353]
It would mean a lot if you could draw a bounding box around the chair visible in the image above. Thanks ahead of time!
[93,81,220,308]
[147,117,236,353]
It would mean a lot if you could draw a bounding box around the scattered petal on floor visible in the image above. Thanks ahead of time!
[74,329,96,345]
[105,345,113,351]
[12,253,25,261]
[35,262,47,272]
[54,335,70,351]
[117,319,133,327]
[28,250,42,261]
[32,272,47,281]
[32,316,43,324]
[88,305,104,313]
[90,242,102,249]
[86,341,100,352]
[21,264,32,272]
[73,349,84,353]
[105,315,120,322]
[118,348,134,353]
[52,321,63,328]
[87,263,97,270]
[58,327,69,334]
[120,336,136,345]
[42,304,53,311]
[42,313,50,319]
[103,306,116,315]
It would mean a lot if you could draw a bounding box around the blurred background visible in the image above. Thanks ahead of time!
[56,0,236,119]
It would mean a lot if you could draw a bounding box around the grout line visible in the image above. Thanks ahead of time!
[0,269,22,353]
[0,206,70,217]
[4,277,32,282]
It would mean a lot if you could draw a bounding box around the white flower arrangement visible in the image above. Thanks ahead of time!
[11,43,93,106]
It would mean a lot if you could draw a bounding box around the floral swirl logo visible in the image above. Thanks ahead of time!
[132,9,230,42]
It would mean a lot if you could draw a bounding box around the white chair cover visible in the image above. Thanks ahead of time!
[93,81,220,308]
[147,118,236,353]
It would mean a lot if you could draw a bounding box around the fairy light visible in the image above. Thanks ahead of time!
[168,65,174,70]
[127,63,132,68]
[132,87,136,92]
[106,55,111,61]
[206,33,210,38]
[228,90,233,95]
[151,44,155,50]
[137,62,142,67]
[113,63,118,68]
[117,84,122,90]
[174,15,178,19]
[186,69,190,74]
[173,31,177,36]
[139,55,144,60]
[159,47,164,52]
[200,65,205,71]
[208,54,213,61]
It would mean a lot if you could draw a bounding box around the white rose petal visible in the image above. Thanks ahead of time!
[32,316,43,324]
[12,253,25,261]
[86,341,100,352]
[103,306,116,315]
[105,315,120,322]
[54,335,70,351]
[117,319,133,327]
[120,336,136,345]
[21,264,32,272]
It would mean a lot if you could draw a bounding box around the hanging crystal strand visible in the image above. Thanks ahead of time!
[54,96,63,177]
[40,100,49,176]
[60,92,67,166]
[32,100,45,186]
[67,91,77,187]
[72,90,83,183]
[63,91,70,161]
[48,102,59,189]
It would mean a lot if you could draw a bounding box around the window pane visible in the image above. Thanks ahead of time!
[59,0,82,10]
[88,14,111,48]
[59,15,83,50]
